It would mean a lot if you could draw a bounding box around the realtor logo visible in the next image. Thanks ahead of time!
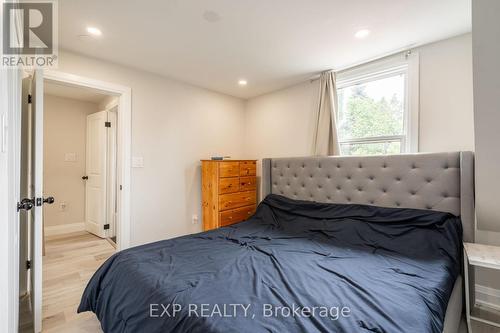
[2,0,58,67]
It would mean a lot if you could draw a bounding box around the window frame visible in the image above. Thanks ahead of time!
[336,53,419,155]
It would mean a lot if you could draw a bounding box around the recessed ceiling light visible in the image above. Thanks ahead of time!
[238,79,247,86]
[86,27,102,36]
[354,29,371,39]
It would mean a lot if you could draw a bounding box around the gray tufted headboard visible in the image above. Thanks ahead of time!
[261,152,475,242]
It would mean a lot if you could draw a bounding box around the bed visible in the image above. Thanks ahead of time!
[79,152,474,333]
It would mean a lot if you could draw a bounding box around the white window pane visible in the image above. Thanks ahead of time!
[338,74,405,141]
[340,140,402,156]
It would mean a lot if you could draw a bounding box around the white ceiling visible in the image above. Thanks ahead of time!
[59,0,471,99]
[45,81,109,104]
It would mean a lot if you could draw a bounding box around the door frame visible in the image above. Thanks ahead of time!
[44,69,132,251]
[1,68,23,333]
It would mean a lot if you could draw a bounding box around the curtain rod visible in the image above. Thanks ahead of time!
[309,46,413,82]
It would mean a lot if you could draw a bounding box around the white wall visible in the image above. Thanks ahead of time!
[244,80,318,159]
[244,34,474,167]
[56,50,245,245]
[472,0,500,233]
[43,94,98,227]
[471,0,500,296]
[418,34,474,152]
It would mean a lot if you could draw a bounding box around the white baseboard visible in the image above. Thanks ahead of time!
[476,284,500,312]
[44,222,85,236]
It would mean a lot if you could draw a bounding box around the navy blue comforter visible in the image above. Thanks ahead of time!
[79,194,462,333]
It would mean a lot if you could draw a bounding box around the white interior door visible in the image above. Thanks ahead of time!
[22,69,44,333]
[31,70,44,333]
[85,111,108,238]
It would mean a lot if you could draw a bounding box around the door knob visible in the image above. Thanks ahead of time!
[43,197,55,204]
[35,196,55,206]
[82,176,88,180]
[17,198,34,211]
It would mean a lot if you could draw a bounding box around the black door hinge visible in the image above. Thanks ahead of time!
[105,121,111,128]
[26,260,31,269]
[104,224,110,230]
[28,94,32,104]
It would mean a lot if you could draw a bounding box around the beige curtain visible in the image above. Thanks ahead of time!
[312,71,340,156]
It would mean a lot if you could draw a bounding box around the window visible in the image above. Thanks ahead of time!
[336,55,418,155]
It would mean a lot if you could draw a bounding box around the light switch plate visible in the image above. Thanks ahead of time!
[64,152,77,162]
[132,156,144,168]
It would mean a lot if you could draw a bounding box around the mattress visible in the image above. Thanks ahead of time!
[79,194,463,333]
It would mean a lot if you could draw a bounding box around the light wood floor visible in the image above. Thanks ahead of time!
[42,230,114,332]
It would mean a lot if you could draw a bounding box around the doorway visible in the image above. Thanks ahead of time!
[42,82,119,242]
[16,70,131,333]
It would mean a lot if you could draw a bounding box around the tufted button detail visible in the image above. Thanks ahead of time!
[327,175,331,179]
[337,164,340,168]
[426,178,432,183]
[302,164,305,168]
[318,185,322,189]
[358,163,363,169]
[410,190,416,195]
[369,200,375,204]
[443,193,448,198]
[382,163,387,168]
[369,176,374,180]
[346,197,351,202]
[395,202,400,206]
[382,188,387,193]
[426,205,433,209]
[318,164,322,168]
[347,175,351,180]
[336,185,341,190]
[396,177,401,181]
[358,187,363,192]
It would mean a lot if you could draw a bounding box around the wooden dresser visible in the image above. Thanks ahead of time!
[201,160,257,231]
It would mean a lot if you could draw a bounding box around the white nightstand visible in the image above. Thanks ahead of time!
[463,242,500,332]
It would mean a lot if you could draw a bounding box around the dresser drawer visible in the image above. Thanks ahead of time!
[240,176,256,192]
[219,191,256,211]
[240,161,256,176]
[219,205,256,226]
[219,162,240,178]
[219,177,239,194]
